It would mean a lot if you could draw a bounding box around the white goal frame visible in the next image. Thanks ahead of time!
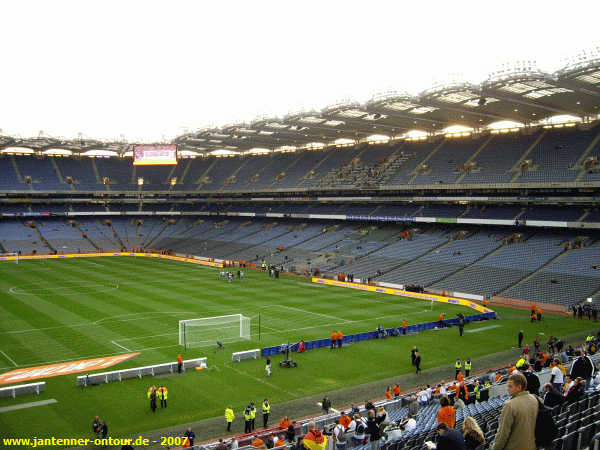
[0,252,18,264]
[179,314,250,349]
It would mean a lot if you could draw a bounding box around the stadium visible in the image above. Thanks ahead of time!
[1,3,600,450]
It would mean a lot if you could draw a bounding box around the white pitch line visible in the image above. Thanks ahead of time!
[465,325,502,333]
[0,350,18,367]
[111,341,132,352]
[0,399,58,413]
[275,305,351,323]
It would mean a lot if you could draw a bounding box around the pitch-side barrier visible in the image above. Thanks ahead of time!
[0,252,223,268]
[232,349,260,362]
[0,381,45,398]
[76,357,207,387]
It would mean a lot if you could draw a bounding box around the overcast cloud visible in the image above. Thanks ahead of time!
[0,0,598,142]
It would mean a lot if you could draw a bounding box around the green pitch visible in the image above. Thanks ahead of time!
[0,257,591,441]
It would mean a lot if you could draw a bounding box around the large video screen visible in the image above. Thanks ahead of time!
[133,145,177,165]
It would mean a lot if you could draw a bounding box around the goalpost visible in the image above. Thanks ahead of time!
[179,314,251,349]
[0,252,19,264]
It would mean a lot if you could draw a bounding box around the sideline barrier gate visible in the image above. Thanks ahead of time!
[76,357,207,387]
[232,349,260,362]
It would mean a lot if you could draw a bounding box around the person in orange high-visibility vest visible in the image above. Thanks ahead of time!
[536,307,542,321]
[336,331,343,348]
[177,354,183,374]
[402,320,407,335]
[393,384,401,397]
[330,331,337,349]
[385,387,392,399]
[438,313,444,329]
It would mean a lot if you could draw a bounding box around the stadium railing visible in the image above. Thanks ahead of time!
[76,357,207,387]
[0,381,45,398]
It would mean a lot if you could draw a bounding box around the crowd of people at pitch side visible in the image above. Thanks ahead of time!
[571,302,599,321]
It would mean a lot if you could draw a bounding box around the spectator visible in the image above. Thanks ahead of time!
[521,363,540,395]
[332,418,347,450]
[92,416,101,438]
[366,408,386,450]
[183,428,196,447]
[417,387,429,406]
[542,383,564,408]
[351,414,367,445]
[570,350,595,384]
[491,373,537,450]
[279,416,291,430]
[562,374,573,394]
[230,438,239,450]
[408,395,419,417]
[400,412,417,432]
[286,421,296,443]
[566,379,586,404]
[428,422,466,450]
[437,396,456,429]
[339,412,351,429]
[453,397,465,410]
[274,435,285,448]
[462,416,485,450]
[216,438,228,450]
[550,359,564,392]
[251,436,265,448]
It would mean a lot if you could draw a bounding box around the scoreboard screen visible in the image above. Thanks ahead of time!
[133,145,177,165]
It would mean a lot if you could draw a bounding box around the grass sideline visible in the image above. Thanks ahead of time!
[0,256,593,442]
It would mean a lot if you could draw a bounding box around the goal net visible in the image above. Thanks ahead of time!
[179,314,251,348]
[0,252,18,264]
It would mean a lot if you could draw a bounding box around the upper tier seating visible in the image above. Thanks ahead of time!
[2,125,599,192]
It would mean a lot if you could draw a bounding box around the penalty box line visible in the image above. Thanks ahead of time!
[0,350,18,367]
[111,341,133,352]
[274,305,351,324]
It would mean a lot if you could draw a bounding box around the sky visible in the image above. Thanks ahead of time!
[0,0,599,143]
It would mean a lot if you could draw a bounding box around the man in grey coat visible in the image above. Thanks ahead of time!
[492,372,538,450]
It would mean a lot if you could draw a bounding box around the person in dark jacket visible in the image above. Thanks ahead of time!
[522,363,540,395]
[100,421,108,439]
[366,408,386,449]
[322,396,332,414]
[433,422,466,450]
[570,351,595,383]
[286,422,296,443]
[414,351,422,375]
[542,383,564,408]
[518,330,523,348]
[183,428,195,447]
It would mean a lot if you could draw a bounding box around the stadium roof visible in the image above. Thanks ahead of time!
[1,55,599,156]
